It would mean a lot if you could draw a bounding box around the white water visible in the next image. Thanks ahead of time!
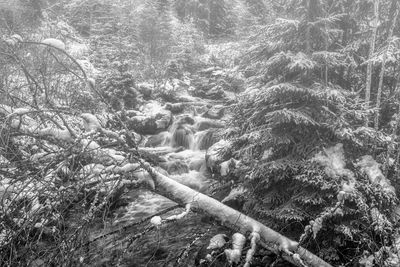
[119,112,219,224]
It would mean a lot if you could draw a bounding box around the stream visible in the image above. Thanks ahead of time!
[89,100,229,266]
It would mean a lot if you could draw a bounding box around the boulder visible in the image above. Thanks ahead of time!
[197,119,224,131]
[199,66,221,75]
[205,140,233,173]
[202,105,225,119]
[176,115,195,125]
[137,82,153,98]
[145,132,170,147]
[127,113,171,135]
[124,110,143,117]
[205,85,226,100]
[220,158,240,176]
[164,102,185,114]
[175,93,202,103]
[126,102,172,135]
[194,105,209,114]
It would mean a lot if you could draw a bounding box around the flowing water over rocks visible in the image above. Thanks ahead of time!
[89,95,231,266]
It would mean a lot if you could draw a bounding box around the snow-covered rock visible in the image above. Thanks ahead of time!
[196,119,224,131]
[164,102,185,114]
[206,140,233,173]
[145,131,170,147]
[220,158,240,176]
[202,105,225,119]
[137,82,153,98]
[127,101,172,135]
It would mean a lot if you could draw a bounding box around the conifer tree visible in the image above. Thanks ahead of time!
[230,0,399,264]
[374,0,399,129]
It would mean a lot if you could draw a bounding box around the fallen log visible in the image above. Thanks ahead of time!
[139,160,332,267]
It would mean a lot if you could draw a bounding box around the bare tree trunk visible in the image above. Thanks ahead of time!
[305,0,314,54]
[374,0,399,130]
[365,0,380,126]
[385,28,400,174]
[323,5,329,86]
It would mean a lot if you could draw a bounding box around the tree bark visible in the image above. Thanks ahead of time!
[365,0,380,126]
[374,0,399,130]
[139,160,333,267]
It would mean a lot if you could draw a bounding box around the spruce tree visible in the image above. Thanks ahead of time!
[229,0,399,264]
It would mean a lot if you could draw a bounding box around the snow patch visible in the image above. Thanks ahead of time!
[0,104,13,115]
[225,233,246,264]
[222,186,246,203]
[68,43,89,58]
[356,155,395,193]
[207,234,227,249]
[81,113,102,132]
[312,143,354,179]
[38,127,73,142]
[42,38,65,50]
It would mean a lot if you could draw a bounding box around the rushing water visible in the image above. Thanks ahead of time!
[89,110,224,266]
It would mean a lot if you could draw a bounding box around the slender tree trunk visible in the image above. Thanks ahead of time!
[305,0,313,54]
[365,0,380,126]
[323,5,329,86]
[385,16,400,174]
[374,0,399,130]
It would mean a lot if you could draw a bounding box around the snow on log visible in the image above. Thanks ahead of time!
[81,139,101,151]
[7,108,31,117]
[244,232,260,267]
[225,233,246,264]
[140,161,332,267]
[41,38,66,50]
[81,113,102,132]
[0,104,13,115]
[164,203,191,221]
[207,234,228,250]
[37,127,73,142]
[150,216,162,226]
[11,34,23,43]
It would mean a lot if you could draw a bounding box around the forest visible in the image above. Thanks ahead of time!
[1,0,400,266]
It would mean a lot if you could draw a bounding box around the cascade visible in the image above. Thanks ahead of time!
[118,110,223,224]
